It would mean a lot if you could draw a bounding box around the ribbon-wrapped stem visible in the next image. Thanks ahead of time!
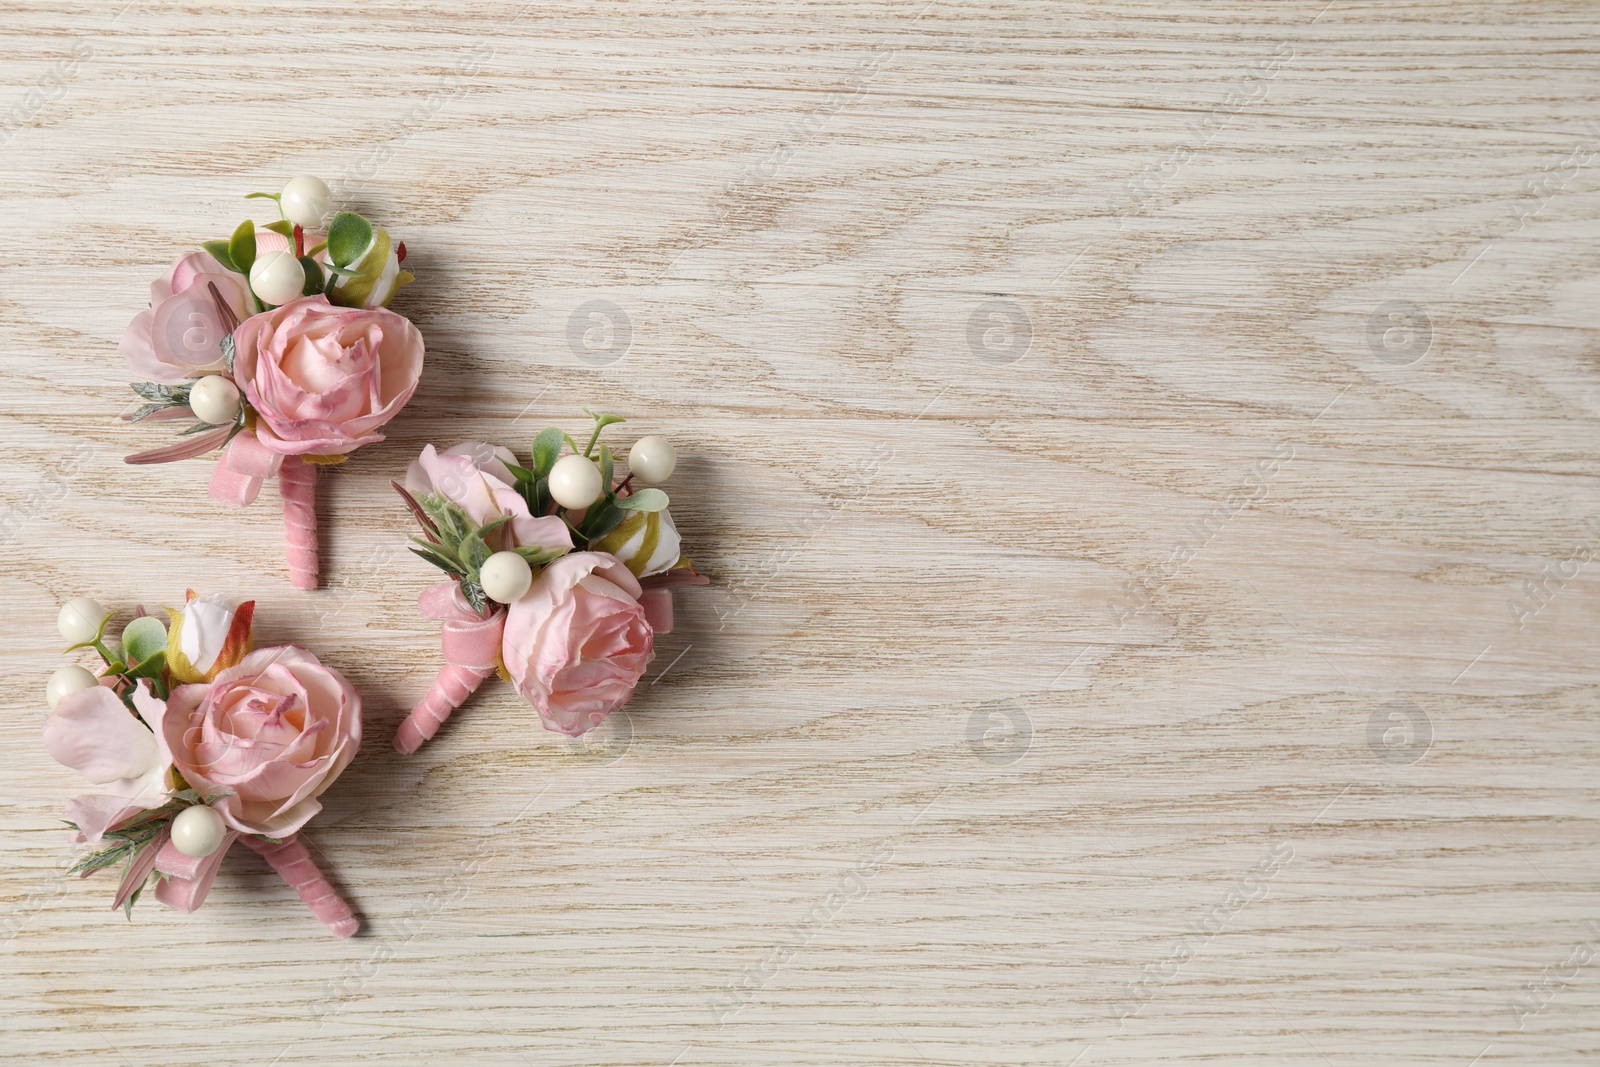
[280,455,319,590]
[240,833,358,938]
[395,580,506,754]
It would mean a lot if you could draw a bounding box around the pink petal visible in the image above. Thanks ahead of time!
[124,424,234,465]
[44,686,159,784]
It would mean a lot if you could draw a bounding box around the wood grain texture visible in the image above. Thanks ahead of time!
[2,1,1598,1063]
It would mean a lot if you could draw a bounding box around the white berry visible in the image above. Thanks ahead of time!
[480,550,534,604]
[46,666,98,711]
[280,174,333,229]
[170,805,227,858]
[57,598,109,644]
[548,454,605,509]
[627,435,677,483]
[189,375,241,425]
[249,250,306,307]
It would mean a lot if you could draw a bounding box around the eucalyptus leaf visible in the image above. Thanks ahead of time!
[531,428,564,478]
[121,616,167,665]
[220,333,236,375]
[127,650,166,680]
[326,212,373,267]
[228,219,256,276]
[614,488,669,513]
[201,240,237,272]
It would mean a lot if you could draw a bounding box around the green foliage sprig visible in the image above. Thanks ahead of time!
[397,410,675,607]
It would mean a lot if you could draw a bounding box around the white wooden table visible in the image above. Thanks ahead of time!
[2,2,1598,1063]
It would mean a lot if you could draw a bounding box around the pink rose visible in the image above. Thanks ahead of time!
[161,645,360,837]
[502,552,654,736]
[119,249,251,383]
[233,295,424,456]
[405,442,572,552]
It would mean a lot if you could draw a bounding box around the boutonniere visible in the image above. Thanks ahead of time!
[120,175,424,589]
[44,593,362,936]
[391,411,707,752]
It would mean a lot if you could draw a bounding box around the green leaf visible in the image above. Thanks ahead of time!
[326,212,373,267]
[503,460,535,486]
[598,442,614,493]
[460,580,489,616]
[263,219,294,238]
[123,881,144,921]
[131,380,189,403]
[122,615,167,667]
[409,544,467,578]
[220,332,236,376]
[513,545,569,567]
[531,428,564,479]
[201,240,238,273]
[128,652,166,685]
[581,408,625,458]
[581,501,626,542]
[244,191,282,202]
[298,256,325,296]
[228,219,256,276]
[474,515,512,541]
[614,488,669,513]
[460,532,491,571]
[179,420,225,436]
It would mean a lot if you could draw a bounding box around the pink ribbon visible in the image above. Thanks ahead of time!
[636,572,708,635]
[640,588,675,634]
[207,430,319,589]
[207,428,283,506]
[394,581,505,754]
[151,831,241,912]
[147,831,357,937]
[239,834,359,938]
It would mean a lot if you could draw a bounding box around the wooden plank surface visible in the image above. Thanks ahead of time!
[2,1,1598,1063]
